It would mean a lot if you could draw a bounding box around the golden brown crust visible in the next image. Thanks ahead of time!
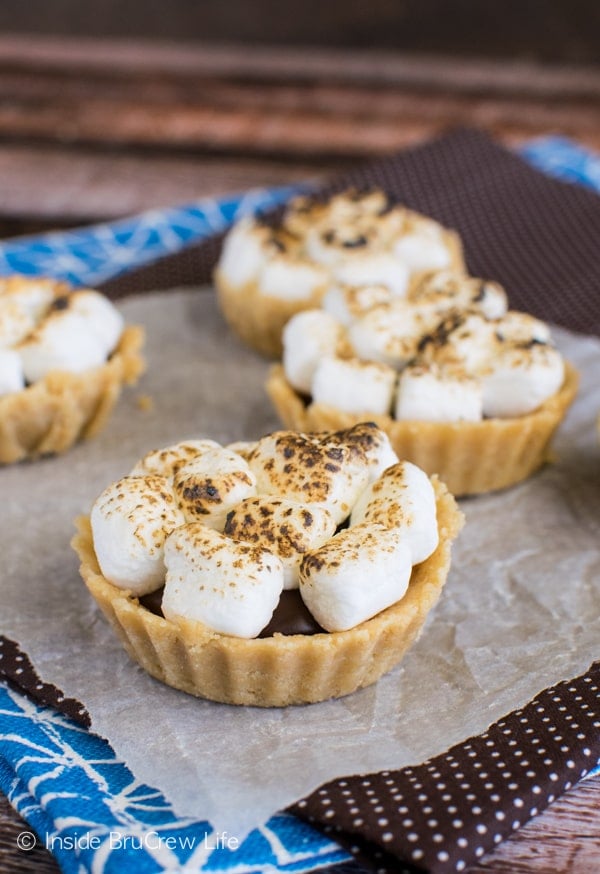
[0,325,145,464]
[214,227,465,360]
[214,267,327,359]
[72,478,463,707]
[266,361,579,497]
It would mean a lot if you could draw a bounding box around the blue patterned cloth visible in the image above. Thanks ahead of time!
[1,136,599,873]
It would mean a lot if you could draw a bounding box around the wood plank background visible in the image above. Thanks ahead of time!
[0,32,598,874]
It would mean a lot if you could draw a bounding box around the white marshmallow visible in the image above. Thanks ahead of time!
[130,439,221,478]
[90,475,185,595]
[299,522,413,631]
[348,301,426,369]
[394,232,452,274]
[17,309,107,383]
[258,255,328,302]
[224,496,336,589]
[332,251,409,297]
[217,218,270,287]
[350,461,438,564]
[481,342,565,418]
[69,290,124,352]
[312,355,396,416]
[282,309,345,394]
[173,447,257,530]
[248,430,370,525]
[395,363,483,422]
[321,283,393,327]
[162,523,284,638]
[0,349,25,395]
[304,224,378,268]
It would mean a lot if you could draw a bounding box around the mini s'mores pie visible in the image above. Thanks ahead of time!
[214,189,464,358]
[267,271,578,496]
[0,276,145,463]
[73,424,463,706]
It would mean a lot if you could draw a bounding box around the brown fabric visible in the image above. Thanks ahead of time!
[0,636,90,728]
[289,663,600,874]
[100,126,600,338]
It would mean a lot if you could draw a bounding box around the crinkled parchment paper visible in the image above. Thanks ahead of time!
[2,288,599,837]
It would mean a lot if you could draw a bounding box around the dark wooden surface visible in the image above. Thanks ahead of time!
[0,34,599,873]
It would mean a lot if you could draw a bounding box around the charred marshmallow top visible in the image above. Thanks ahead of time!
[0,277,125,396]
[90,424,439,638]
[217,189,457,302]
[283,269,565,421]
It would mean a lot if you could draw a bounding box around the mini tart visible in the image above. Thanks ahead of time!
[0,325,145,464]
[266,362,579,497]
[214,227,464,361]
[72,478,463,707]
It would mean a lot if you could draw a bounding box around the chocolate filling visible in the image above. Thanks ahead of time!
[138,587,325,637]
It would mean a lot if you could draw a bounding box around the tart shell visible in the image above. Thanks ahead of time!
[266,361,579,497]
[214,228,464,360]
[72,478,463,707]
[0,325,145,464]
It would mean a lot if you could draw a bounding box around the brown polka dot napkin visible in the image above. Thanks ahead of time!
[289,663,600,874]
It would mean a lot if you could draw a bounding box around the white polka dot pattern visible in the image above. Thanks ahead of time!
[290,662,600,874]
[0,636,90,727]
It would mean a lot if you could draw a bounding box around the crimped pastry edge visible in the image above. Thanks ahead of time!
[0,325,145,464]
[72,478,463,707]
[214,227,464,359]
[266,361,579,497]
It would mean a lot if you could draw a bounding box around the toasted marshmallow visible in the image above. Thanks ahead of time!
[321,283,393,327]
[69,290,124,352]
[90,475,185,595]
[17,308,107,383]
[217,218,272,287]
[130,439,221,478]
[348,301,426,369]
[312,355,396,416]
[495,311,552,344]
[173,447,257,530]
[350,461,438,564]
[225,440,258,462]
[410,271,508,321]
[299,522,413,631]
[224,496,336,589]
[331,421,399,482]
[332,251,409,297]
[395,362,483,422]
[248,430,370,524]
[162,523,284,638]
[304,223,380,268]
[420,311,498,373]
[0,276,61,348]
[282,309,345,394]
[0,349,25,395]
[0,302,35,350]
[258,255,328,302]
[481,342,565,417]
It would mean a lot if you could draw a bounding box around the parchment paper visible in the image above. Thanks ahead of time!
[2,288,599,838]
